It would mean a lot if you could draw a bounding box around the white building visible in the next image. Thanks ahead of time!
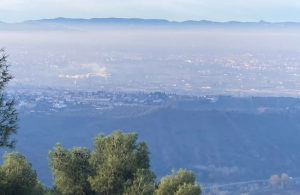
[53,101,67,109]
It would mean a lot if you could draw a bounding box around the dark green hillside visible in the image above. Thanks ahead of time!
[2,107,300,186]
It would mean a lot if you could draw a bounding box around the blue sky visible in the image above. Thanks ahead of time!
[0,0,300,23]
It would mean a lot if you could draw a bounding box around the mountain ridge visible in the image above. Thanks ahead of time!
[1,17,300,25]
[1,17,300,31]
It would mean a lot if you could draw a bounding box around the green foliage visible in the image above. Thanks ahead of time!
[155,169,201,195]
[175,183,202,195]
[123,169,156,195]
[48,143,93,195]
[46,131,201,195]
[43,186,62,195]
[0,152,40,195]
[0,49,18,149]
[0,130,201,195]
[88,130,152,195]
[31,182,46,195]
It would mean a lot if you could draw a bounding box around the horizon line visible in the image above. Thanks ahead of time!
[1,17,298,24]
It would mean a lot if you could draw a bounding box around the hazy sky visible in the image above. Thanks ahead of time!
[0,0,300,23]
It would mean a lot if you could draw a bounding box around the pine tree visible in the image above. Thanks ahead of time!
[0,48,18,149]
[88,130,154,195]
[48,143,93,195]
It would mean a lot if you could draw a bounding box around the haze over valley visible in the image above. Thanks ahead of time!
[2,19,300,97]
[1,18,300,195]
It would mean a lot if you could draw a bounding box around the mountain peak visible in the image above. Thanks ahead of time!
[259,20,267,23]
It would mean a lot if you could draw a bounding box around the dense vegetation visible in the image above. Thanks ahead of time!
[0,130,201,195]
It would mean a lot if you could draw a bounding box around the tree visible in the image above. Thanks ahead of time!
[48,143,93,195]
[269,174,279,186]
[123,169,156,195]
[0,152,41,195]
[280,173,290,185]
[31,182,46,195]
[88,130,153,195]
[46,130,202,195]
[155,169,201,195]
[0,48,18,149]
[175,183,202,195]
[43,186,62,195]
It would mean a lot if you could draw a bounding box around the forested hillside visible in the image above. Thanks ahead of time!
[3,106,300,186]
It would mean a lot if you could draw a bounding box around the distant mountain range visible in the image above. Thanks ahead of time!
[1,17,300,31]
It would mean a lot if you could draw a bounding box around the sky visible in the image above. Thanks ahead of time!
[0,0,300,23]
